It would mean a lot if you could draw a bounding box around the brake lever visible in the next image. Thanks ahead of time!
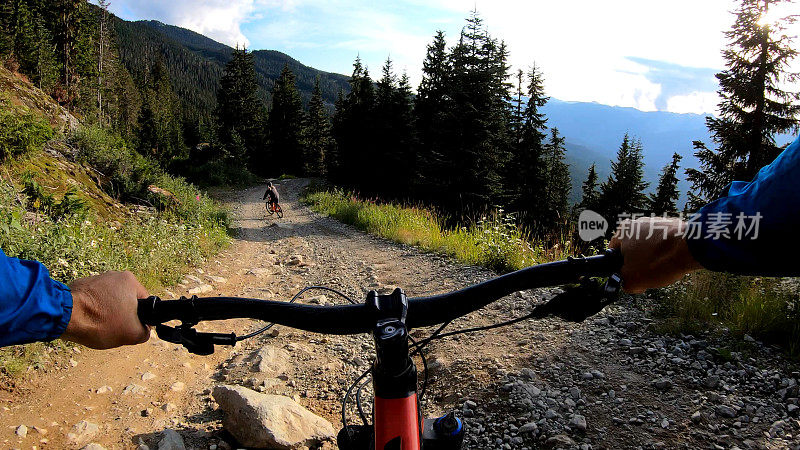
[535,273,622,322]
[155,324,237,355]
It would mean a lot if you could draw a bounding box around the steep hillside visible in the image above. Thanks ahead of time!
[0,66,229,291]
[113,18,351,119]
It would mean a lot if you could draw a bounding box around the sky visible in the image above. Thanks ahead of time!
[105,0,800,115]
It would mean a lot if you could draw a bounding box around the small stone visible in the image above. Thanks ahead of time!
[15,425,27,437]
[661,418,670,428]
[188,284,213,295]
[69,359,78,367]
[96,386,112,394]
[652,377,672,391]
[170,382,185,392]
[82,444,107,450]
[570,414,587,432]
[66,421,99,447]
[519,422,538,434]
[157,429,186,450]
[141,372,157,381]
[162,403,177,413]
[123,384,145,395]
[716,405,737,418]
[545,434,575,448]
[704,375,720,389]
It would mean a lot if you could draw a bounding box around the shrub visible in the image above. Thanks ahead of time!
[22,174,88,220]
[0,100,53,160]
[69,126,161,201]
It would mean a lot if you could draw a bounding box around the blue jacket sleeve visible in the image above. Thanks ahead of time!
[0,248,73,346]
[686,135,800,276]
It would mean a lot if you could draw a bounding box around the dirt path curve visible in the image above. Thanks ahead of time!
[3,179,798,450]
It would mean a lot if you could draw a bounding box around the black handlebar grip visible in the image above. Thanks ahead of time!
[137,296,160,326]
[604,248,623,273]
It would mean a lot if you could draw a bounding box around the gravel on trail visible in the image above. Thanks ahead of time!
[3,178,799,450]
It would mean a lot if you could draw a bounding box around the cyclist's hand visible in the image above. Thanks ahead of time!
[609,217,702,294]
[62,271,151,349]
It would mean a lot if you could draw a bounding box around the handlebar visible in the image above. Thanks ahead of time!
[138,249,622,336]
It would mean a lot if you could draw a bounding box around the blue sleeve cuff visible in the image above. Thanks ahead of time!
[0,250,75,347]
[686,135,800,276]
[49,280,73,341]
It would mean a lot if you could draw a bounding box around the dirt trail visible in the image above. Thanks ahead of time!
[2,179,798,450]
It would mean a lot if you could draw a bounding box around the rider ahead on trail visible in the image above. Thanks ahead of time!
[263,181,279,208]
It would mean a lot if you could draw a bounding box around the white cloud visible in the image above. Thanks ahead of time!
[667,91,719,114]
[107,0,256,48]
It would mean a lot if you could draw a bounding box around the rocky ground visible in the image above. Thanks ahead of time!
[2,178,799,449]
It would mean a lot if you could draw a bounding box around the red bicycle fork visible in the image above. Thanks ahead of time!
[338,289,463,450]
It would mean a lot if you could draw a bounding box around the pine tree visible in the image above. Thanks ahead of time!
[266,63,304,176]
[579,163,600,211]
[52,0,83,108]
[372,58,415,198]
[95,0,111,124]
[331,56,375,188]
[444,10,512,210]
[598,134,649,225]
[301,77,332,177]
[540,127,571,231]
[649,153,683,215]
[138,59,183,164]
[686,0,799,208]
[414,30,451,199]
[508,63,549,225]
[216,46,264,166]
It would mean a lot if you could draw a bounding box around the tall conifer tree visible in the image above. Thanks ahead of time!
[266,63,304,176]
[216,47,263,166]
[649,153,682,215]
[686,0,799,208]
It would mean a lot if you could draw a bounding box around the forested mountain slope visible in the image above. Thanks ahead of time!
[114,19,351,119]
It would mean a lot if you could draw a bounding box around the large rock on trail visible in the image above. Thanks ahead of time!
[212,385,335,449]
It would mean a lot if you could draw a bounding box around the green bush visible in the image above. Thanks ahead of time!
[0,178,228,288]
[22,174,88,220]
[0,101,54,160]
[69,126,160,201]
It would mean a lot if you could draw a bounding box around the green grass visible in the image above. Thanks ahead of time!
[0,126,231,378]
[654,271,800,356]
[301,187,572,272]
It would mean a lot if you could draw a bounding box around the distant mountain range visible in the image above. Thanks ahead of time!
[543,100,710,205]
[546,99,797,205]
